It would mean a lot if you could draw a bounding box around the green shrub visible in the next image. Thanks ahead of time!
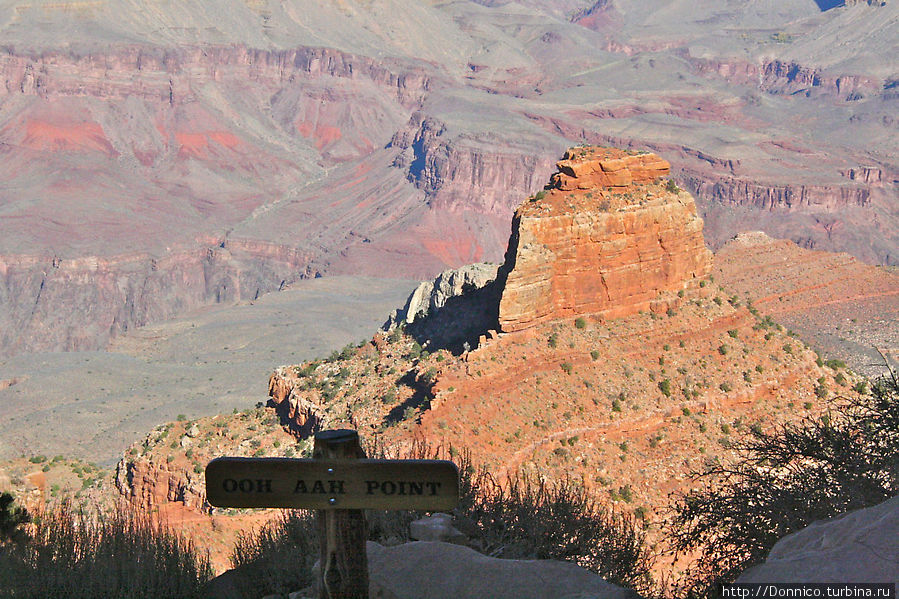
[420,367,439,386]
[590,350,600,361]
[717,345,728,356]
[658,379,672,397]
[548,333,558,348]
[0,492,29,544]
[561,362,573,375]
[574,317,587,329]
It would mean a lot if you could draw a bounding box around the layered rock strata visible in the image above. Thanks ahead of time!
[498,147,712,332]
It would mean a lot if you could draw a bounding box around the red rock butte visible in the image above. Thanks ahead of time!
[498,147,712,332]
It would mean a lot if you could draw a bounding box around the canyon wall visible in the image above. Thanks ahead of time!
[497,148,712,332]
[0,241,314,356]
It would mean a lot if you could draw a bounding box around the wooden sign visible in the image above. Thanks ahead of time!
[206,456,459,510]
[206,429,460,599]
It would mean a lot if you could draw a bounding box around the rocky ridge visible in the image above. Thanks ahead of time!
[259,147,850,531]
[715,231,899,378]
[0,241,316,356]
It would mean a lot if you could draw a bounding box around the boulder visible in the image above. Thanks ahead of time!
[365,541,638,599]
[409,513,467,544]
[737,495,899,583]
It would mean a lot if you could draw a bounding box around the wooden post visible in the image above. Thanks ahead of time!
[313,429,369,599]
[205,430,459,597]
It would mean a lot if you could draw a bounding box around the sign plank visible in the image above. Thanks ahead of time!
[206,457,459,511]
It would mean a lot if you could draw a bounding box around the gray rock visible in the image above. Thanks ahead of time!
[383,263,502,350]
[386,263,499,327]
[365,541,637,599]
[737,495,899,583]
[409,513,467,544]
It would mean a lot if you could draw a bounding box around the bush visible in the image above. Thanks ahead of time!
[590,350,600,361]
[658,379,672,397]
[233,446,655,595]
[561,362,573,375]
[0,501,212,598]
[574,317,587,329]
[670,373,899,594]
[0,492,30,545]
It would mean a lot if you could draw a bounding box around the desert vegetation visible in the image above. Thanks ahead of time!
[229,447,654,597]
[669,371,899,595]
[0,499,212,598]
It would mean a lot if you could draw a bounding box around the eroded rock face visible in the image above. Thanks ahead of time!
[386,262,499,327]
[497,147,712,332]
[114,456,205,511]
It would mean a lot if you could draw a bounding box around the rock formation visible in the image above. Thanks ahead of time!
[497,147,712,332]
[383,262,502,350]
[737,495,899,583]
[362,541,638,599]
[385,262,499,327]
[714,231,899,378]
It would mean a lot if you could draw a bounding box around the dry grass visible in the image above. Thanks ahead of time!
[0,500,213,599]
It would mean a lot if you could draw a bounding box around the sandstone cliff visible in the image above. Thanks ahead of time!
[497,148,712,332]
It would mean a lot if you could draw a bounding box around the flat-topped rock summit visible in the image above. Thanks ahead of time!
[498,147,712,332]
